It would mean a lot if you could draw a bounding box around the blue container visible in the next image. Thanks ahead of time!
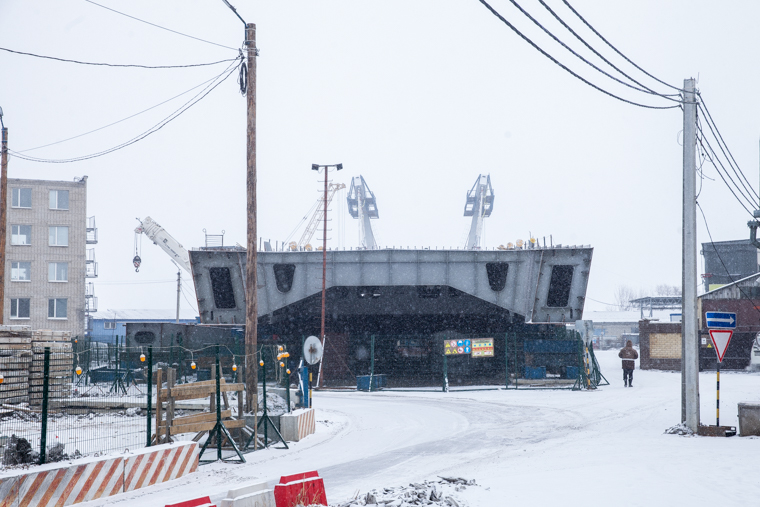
[356,374,387,391]
[523,366,546,379]
[565,366,580,379]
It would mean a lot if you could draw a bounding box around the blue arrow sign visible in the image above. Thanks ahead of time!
[705,312,737,329]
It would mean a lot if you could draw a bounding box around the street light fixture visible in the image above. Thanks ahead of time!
[311,163,343,387]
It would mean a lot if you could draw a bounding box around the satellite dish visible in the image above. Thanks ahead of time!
[303,336,323,365]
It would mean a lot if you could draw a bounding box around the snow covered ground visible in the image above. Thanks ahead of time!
[78,349,760,507]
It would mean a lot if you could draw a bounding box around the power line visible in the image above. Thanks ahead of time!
[696,108,757,210]
[16,71,230,153]
[696,122,756,217]
[10,58,242,163]
[697,96,759,201]
[84,0,238,52]
[535,0,680,100]
[560,0,684,93]
[697,201,760,311]
[506,0,681,102]
[475,0,680,110]
[0,46,237,69]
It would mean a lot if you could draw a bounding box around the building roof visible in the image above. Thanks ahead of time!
[700,272,760,300]
[93,309,199,321]
[582,310,677,323]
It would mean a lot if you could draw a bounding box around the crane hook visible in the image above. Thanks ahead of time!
[133,255,141,272]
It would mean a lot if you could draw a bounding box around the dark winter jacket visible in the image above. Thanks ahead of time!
[619,341,638,370]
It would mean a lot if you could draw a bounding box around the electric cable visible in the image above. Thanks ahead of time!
[507,0,681,103]
[475,0,680,110]
[697,113,757,210]
[697,202,760,310]
[697,124,756,217]
[84,0,238,52]
[0,46,236,69]
[560,0,684,93]
[697,96,759,201]
[16,71,231,153]
[535,0,680,100]
[9,57,242,163]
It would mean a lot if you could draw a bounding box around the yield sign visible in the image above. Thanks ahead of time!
[708,329,733,363]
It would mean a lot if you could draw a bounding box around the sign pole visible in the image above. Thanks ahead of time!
[716,359,720,427]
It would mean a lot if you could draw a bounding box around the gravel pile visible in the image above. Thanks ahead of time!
[332,477,476,507]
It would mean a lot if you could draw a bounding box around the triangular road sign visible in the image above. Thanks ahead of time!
[709,329,733,363]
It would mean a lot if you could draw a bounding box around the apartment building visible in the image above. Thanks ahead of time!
[5,176,97,337]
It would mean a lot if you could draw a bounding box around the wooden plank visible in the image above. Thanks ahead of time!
[0,337,32,344]
[170,418,245,435]
[168,383,245,400]
[157,410,231,428]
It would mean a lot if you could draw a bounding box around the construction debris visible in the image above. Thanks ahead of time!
[331,478,476,507]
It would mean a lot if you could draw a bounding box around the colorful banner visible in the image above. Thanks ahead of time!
[444,339,471,355]
[471,338,494,358]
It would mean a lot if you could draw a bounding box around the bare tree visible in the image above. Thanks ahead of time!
[655,284,682,297]
[613,285,637,311]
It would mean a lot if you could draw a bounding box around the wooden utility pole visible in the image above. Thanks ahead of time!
[0,117,7,325]
[244,23,258,414]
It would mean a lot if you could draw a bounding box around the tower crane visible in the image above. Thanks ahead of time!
[133,216,191,272]
[464,174,494,250]
[347,175,379,250]
[291,183,346,250]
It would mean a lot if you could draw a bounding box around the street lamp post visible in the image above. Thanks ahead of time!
[311,163,342,387]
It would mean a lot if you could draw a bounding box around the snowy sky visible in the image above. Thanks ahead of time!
[2,0,759,315]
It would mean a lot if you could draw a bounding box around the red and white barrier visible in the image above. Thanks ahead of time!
[166,495,216,507]
[15,455,124,507]
[279,408,315,442]
[273,471,327,507]
[0,442,199,507]
[124,441,198,492]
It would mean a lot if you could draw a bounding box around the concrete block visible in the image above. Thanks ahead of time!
[0,475,19,507]
[221,488,275,507]
[279,408,315,442]
[123,442,198,492]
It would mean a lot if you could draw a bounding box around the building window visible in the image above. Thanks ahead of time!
[11,261,31,281]
[48,298,67,319]
[12,188,32,208]
[48,262,68,282]
[11,225,32,245]
[49,190,69,210]
[104,321,116,330]
[10,298,31,319]
[49,226,69,247]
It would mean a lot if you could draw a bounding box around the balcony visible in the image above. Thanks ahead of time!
[86,296,98,313]
[85,282,95,298]
[86,248,98,278]
[86,216,98,244]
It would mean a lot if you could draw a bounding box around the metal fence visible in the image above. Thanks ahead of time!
[0,340,298,469]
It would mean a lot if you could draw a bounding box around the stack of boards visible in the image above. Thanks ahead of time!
[0,326,73,406]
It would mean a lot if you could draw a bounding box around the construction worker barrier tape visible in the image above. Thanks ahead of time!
[220,480,275,507]
[273,471,327,507]
[0,442,199,507]
[279,408,315,442]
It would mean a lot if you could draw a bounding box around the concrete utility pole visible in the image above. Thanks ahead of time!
[244,22,258,414]
[682,78,700,431]
[0,108,7,325]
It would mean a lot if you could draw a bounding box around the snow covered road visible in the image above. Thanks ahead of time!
[81,349,760,507]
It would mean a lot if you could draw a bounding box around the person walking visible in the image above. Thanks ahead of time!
[619,340,638,387]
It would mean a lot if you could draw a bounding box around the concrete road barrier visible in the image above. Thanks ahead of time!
[220,480,275,507]
[279,408,315,442]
